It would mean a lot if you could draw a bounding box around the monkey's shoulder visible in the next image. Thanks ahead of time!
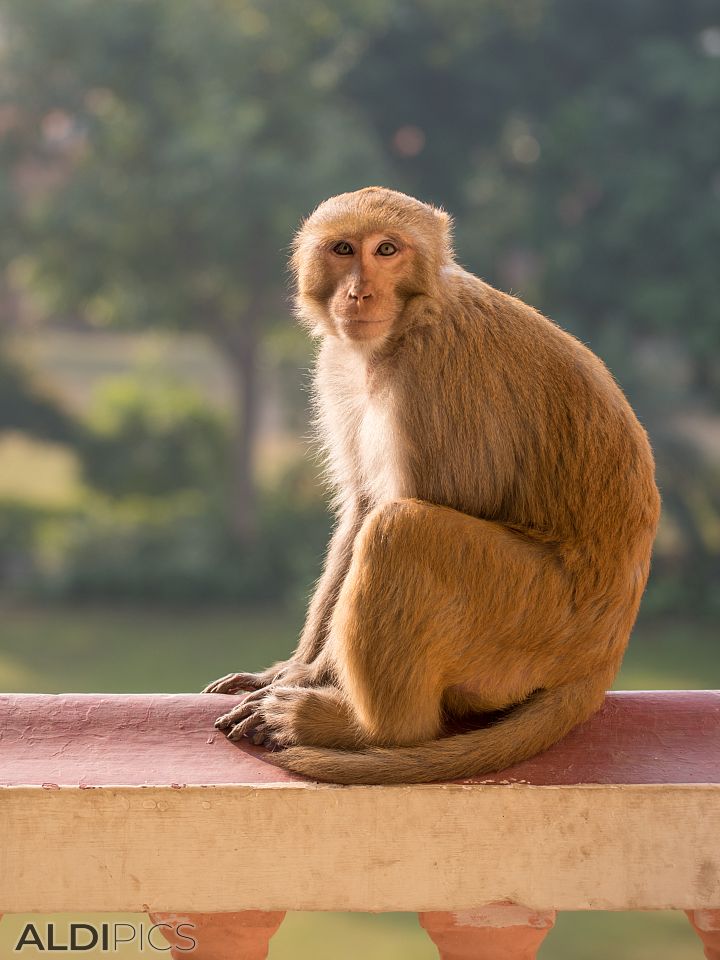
[433,274,631,410]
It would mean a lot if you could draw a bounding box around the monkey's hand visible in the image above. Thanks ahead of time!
[202,665,282,695]
[202,659,327,695]
[214,685,360,751]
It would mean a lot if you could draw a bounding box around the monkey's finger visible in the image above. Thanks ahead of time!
[202,674,242,694]
[202,672,267,695]
[217,696,268,730]
[215,704,253,730]
[217,694,264,728]
[214,689,269,729]
[249,723,271,746]
[237,687,270,706]
[225,724,243,742]
[227,672,274,691]
[262,729,289,751]
[216,710,246,731]
[226,713,265,742]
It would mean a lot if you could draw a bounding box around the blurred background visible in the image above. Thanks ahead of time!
[0,0,718,956]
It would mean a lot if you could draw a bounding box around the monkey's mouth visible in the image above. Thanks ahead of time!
[340,306,390,325]
[344,317,388,324]
[339,312,391,340]
[333,302,392,335]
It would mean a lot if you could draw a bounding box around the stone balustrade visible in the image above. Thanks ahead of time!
[0,691,718,958]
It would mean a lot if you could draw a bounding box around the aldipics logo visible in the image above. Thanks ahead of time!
[14,921,197,952]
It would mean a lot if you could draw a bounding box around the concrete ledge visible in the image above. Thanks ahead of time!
[0,691,718,913]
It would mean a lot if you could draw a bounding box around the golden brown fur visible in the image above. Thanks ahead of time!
[204,186,660,785]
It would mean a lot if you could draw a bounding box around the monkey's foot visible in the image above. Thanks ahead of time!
[214,687,299,749]
[214,685,362,751]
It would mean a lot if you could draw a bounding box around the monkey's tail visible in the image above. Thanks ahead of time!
[270,678,607,785]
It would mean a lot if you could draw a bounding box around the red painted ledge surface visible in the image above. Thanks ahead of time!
[0,690,718,788]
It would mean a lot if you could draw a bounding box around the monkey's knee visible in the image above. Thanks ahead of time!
[330,594,444,745]
[356,497,430,552]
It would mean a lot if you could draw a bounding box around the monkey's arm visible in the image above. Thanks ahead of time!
[202,499,366,694]
[296,498,367,663]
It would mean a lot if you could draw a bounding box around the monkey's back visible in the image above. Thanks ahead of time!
[393,270,660,571]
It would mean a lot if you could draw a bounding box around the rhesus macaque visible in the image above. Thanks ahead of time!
[204,186,660,785]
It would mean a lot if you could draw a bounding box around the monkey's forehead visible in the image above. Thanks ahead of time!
[297,187,450,242]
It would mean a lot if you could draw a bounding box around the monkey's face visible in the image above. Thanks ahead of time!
[293,187,455,342]
[318,232,417,343]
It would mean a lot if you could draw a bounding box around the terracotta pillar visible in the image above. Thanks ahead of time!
[149,910,286,960]
[687,910,720,960]
[419,903,556,960]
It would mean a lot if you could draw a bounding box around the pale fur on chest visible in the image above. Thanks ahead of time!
[315,342,411,508]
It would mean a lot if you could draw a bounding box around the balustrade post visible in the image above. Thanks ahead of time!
[687,909,720,960]
[149,910,286,960]
[419,903,556,960]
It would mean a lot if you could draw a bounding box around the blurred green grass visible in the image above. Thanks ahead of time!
[617,616,720,690]
[271,910,707,960]
[0,909,704,959]
[0,604,300,694]
[0,603,716,694]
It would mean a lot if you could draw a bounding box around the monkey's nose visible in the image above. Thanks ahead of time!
[348,288,373,302]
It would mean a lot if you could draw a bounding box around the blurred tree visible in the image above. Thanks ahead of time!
[339,0,720,601]
[0,0,387,541]
[0,350,79,444]
[1,0,719,602]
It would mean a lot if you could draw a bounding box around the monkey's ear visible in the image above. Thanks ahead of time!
[431,206,454,259]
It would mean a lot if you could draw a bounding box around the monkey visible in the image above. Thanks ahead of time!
[203,186,660,785]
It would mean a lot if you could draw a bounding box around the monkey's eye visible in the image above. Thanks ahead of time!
[376,241,398,257]
[332,241,354,256]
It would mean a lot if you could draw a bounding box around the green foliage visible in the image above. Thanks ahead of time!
[79,372,228,498]
[6,459,331,605]
[0,499,62,592]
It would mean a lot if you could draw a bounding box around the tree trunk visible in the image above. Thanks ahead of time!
[229,329,259,544]
[210,308,262,547]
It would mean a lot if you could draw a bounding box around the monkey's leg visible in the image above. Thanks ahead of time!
[321,500,557,746]
[203,501,366,694]
[218,497,615,753]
